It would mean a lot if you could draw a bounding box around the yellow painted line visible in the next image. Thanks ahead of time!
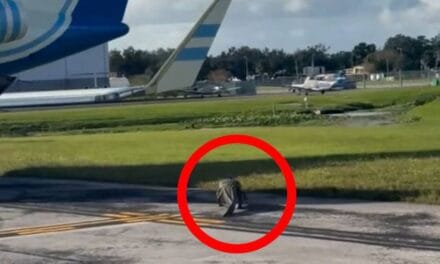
[0,219,119,235]
[18,227,75,236]
[122,214,171,224]
[18,225,73,233]
[154,215,224,226]
[105,212,223,225]
[19,228,75,236]
[103,213,134,219]
[0,224,73,235]
[119,212,148,217]
[170,215,225,225]
[0,212,225,238]
[194,218,225,225]
[168,214,183,218]
[18,226,75,235]
[0,215,159,235]
[12,218,129,235]
[156,219,186,225]
[158,219,223,228]
[1,218,127,236]
[66,219,127,230]
[69,219,121,227]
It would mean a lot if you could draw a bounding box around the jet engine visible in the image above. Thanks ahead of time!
[0,0,28,44]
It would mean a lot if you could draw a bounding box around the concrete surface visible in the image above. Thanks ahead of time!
[0,177,439,263]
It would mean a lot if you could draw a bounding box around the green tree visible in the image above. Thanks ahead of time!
[384,34,427,70]
[352,42,376,65]
[109,50,124,75]
[364,50,400,73]
[329,51,353,71]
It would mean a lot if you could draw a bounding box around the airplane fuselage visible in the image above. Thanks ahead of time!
[0,0,129,76]
[291,74,356,94]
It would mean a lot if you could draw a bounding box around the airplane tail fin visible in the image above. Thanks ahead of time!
[148,0,232,94]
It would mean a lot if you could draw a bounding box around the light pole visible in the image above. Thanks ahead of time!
[397,48,404,89]
[436,50,440,72]
[295,59,299,79]
[351,52,354,68]
[386,58,390,77]
[244,56,249,81]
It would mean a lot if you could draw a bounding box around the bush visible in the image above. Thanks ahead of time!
[319,102,375,115]
[183,112,317,128]
[413,94,437,106]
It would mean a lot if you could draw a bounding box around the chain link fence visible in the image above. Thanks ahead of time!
[128,70,439,97]
[253,71,440,95]
[355,71,436,89]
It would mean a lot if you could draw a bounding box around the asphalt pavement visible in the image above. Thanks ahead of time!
[0,177,439,263]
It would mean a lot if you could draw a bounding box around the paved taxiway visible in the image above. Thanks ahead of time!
[0,177,439,263]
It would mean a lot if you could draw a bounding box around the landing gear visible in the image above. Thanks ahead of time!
[0,76,16,95]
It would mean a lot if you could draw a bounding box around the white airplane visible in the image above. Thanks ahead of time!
[0,0,232,107]
[290,73,356,95]
[180,80,241,98]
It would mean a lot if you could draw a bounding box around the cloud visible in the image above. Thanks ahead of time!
[110,0,440,53]
[397,0,440,25]
[121,0,208,25]
[283,0,308,13]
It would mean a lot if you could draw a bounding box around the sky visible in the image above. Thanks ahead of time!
[110,0,440,54]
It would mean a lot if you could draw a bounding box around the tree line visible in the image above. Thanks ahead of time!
[110,33,440,81]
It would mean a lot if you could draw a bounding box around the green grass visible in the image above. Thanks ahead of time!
[0,87,439,136]
[0,87,439,204]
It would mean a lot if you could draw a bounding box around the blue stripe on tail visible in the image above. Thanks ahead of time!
[193,24,220,38]
[175,24,221,61]
[176,47,210,61]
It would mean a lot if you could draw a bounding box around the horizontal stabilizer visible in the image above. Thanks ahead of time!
[71,0,128,26]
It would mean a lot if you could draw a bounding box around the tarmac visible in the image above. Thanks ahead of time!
[1,82,427,113]
[0,177,439,263]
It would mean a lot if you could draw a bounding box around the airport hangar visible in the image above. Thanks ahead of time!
[7,44,112,93]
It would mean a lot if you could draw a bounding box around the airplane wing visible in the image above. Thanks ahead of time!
[290,84,311,93]
[180,83,241,97]
[0,86,145,108]
[147,0,232,94]
[290,84,306,90]
[290,83,332,94]
[220,86,242,94]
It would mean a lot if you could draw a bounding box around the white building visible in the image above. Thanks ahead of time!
[9,44,110,92]
[303,66,326,77]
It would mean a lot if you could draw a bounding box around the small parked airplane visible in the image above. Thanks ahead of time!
[182,80,241,98]
[290,73,357,95]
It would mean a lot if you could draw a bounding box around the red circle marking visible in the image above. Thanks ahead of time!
[177,135,297,254]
